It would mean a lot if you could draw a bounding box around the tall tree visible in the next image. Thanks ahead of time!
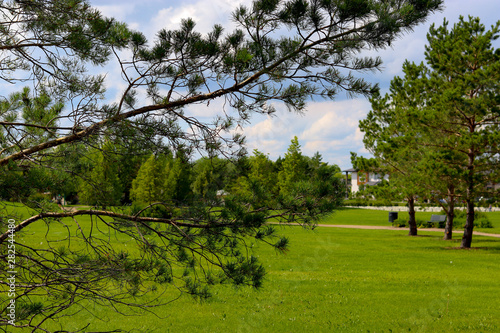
[79,143,123,207]
[421,16,500,248]
[166,155,193,203]
[130,153,169,204]
[360,85,428,236]
[0,0,444,331]
[360,16,500,246]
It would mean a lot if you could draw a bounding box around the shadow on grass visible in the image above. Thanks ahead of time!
[442,246,500,252]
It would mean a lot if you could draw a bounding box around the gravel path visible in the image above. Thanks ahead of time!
[316,224,500,238]
[346,206,500,212]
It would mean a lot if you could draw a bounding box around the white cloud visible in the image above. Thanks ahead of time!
[232,98,372,167]
[93,4,136,22]
[300,100,369,141]
[149,0,252,38]
[86,0,500,170]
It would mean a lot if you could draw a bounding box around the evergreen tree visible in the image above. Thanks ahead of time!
[361,78,431,236]
[165,156,192,203]
[278,136,307,197]
[79,144,122,207]
[130,154,168,204]
[359,16,500,246]
[231,149,277,205]
[421,16,500,248]
[191,157,230,200]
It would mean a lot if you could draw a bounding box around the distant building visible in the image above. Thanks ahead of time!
[342,168,389,196]
[486,182,500,191]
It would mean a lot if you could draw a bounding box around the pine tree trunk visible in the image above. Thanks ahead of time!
[461,199,474,248]
[408,197,417,236]
[461,153,475,248]
[444,187,455,240]
[444,207,454,240]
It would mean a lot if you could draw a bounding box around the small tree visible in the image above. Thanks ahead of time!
[278,136,307,197]
[360,86,428,236]
[130,153,169,204]
[79,144,123,207]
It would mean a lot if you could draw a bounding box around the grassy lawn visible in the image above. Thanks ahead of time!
[3,205,500,332]
[36,226,500,333]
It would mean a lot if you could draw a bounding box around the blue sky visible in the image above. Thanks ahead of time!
[90,0,499,169]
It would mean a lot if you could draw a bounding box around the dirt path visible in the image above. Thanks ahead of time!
[316,224,500,238]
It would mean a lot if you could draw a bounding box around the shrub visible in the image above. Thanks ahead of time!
[25,193,59,211]
[344,199,395,207]
[343,199,368,206]
[392,218,441,228]
[473,217,493,228]
[453,210,493,228]
[368,199,393,207]
[392,218,408,228]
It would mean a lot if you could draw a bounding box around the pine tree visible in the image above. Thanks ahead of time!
[359,16,500,246]
[421,16,500,248]
[130,154,168,204]
[278,136,307,197]
[79,145,122,207]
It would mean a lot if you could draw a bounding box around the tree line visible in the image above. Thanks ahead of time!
[1,136,344,210]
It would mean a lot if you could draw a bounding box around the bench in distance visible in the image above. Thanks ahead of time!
[426,214,447,228]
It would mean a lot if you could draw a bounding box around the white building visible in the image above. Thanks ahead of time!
[342,168,389,195]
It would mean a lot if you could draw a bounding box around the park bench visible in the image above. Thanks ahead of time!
[426,214,447,228]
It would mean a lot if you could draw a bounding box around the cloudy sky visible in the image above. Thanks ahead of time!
[90,0,499,169]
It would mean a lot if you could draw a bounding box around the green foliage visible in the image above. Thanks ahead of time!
[130,154,169,204]
[392,217,432,228]
[79,145,123,207]
[360,16,500,244]
[391,210,494,229]
[166,156,192,203]
[230,150,278,207]
[191,157,236,200]
[127,202,173,219]
[278,136,307,196]
[25,193,59,212]
[15,301,44,322]
[344,198,394,207]
[453,210,493,228]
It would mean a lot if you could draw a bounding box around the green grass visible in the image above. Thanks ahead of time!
[3,205,500,332]
[37,226,500,332]
[321,207,396,226]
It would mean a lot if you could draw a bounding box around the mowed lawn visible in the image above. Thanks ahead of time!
[5,205,500,332]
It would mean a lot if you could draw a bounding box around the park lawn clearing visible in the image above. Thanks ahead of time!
[32,223,500,333]
[4,204,500,332]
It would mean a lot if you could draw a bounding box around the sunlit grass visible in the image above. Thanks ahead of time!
[39,226,500,332]
[3,205,500,332]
